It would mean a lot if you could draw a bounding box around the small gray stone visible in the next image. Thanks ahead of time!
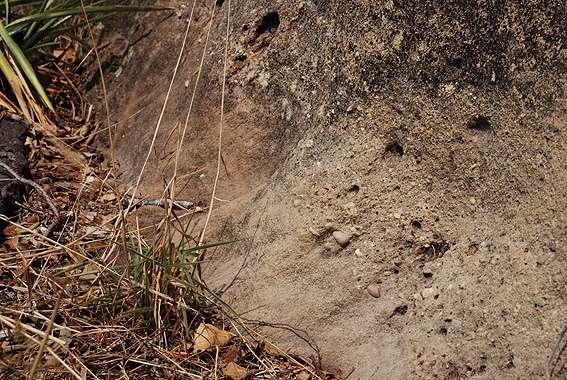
[332,230,352,248]
[534,297,546,308]
[366,284,381,298]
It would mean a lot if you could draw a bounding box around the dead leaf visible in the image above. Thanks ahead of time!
[52,47,77,64]
[193,323,234,353]
[4,237,19,251]
[222,345,242,363]
[25,215,39,224]
[296,371,311,380]
[79,263,99,281]
[101,193,117,202]
[2,225,22,238]
[222,362,247,380]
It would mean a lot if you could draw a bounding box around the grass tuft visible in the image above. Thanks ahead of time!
[0,0,170,119]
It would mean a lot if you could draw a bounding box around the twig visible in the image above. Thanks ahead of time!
[121,194,195,211]
[0,160,60,236]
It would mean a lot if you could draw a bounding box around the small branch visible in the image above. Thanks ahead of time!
[121,194,195,211]
[0,160,60,236]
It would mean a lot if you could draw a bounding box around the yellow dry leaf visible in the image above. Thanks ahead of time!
[44,354,60,368]
[193,323,234,353]
[2,224,22,237]
[101,193,117,202]
[222,362,247,380]
[52,47,77,63]
[79,263,99,281]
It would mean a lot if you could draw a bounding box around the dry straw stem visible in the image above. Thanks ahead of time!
[198,0,231,248]
[169,0,212,203]
[27,292,63,379]
[79,0,113,159]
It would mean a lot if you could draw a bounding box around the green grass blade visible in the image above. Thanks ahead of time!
[26,14,107,51]
[22,0,51,40]
[0,48,31,119]
[3,1,44,5]
[0,21,54,111]
[4,1,9,24]
[7,4,171,30]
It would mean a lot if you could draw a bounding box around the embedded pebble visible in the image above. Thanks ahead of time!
[534,297,546,308]
[332,231,352,247]
[421,286,440,299]
[366,284,381,298]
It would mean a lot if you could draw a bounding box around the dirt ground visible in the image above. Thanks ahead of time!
[90,0,567,378]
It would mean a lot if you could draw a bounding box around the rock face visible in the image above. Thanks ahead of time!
[0,118,28,240]
[101,1,566,379]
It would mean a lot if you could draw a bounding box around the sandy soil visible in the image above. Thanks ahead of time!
[90,0,567,378]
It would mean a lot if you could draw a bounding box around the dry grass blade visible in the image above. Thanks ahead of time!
[198,0,231,249]
[27,292,62,379]
[0,20,54,111]
[0,48,31,119]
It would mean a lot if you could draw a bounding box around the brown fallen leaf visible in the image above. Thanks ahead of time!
[3,225,22,238]
[193,323,234,353]
[25,215,39,224]
[222,362,247,380]
[4,237,19,251]
[222,345,242,363]
[53,47,77,64]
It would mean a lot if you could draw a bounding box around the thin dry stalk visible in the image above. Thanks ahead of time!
[27,292,63,379]
[169,0,214,205]
[0,4,332,379]
[124,1,197,218]
[198,0,232,247]
[79,0,113,159]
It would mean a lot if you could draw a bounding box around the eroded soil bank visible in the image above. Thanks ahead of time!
[91,1,567,378]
